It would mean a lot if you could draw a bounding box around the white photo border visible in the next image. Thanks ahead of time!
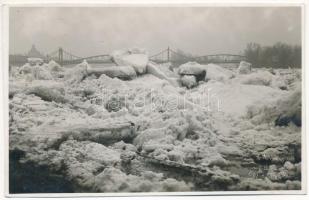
[1,0,307,198]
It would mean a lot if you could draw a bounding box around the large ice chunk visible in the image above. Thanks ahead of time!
[246,82,301,126]
[64,60,88,84]
[178,62,206,76]
[146,62,180,87]
[25,80,67,103]
[27,57,44,66]
[19,63,53,80]
[238,61,252,74]
[111,48,149,74]
[48,60,64,72]
[87,65,137,80]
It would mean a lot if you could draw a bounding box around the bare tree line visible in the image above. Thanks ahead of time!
[243,42,301,68]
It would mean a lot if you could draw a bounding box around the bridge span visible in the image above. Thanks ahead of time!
[46,47,247,66]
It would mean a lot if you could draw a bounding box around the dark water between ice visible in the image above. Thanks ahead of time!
[9,151,74,193]
[9,153,266,193]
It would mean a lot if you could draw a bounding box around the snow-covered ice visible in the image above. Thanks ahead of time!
[112,48,149,74]
[9,56,302,192]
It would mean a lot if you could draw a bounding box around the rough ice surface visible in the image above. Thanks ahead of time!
[236,70,289,90]
[239,71,274,86]
[180,75,197,88]
[203,63,234,81]
[9,56,301,192]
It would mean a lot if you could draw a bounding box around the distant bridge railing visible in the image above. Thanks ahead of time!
[61,55,113,65]
[195,54,247,64]
[149,47,246,66]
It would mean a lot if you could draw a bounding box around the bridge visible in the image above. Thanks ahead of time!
[46,47,246,66]
[46,48,113,65]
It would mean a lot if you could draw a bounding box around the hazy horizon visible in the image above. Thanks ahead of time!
[9,7,302,57]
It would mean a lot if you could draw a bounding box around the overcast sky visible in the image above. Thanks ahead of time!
[9,7,301,57]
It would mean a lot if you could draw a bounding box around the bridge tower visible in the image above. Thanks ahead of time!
[58,47,63,66]
[167,46,170,62]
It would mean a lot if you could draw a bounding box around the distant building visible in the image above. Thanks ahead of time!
[10,45,46,66]
[27,44,45,59]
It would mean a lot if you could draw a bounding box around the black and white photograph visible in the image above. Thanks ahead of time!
[2,1,306,196]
